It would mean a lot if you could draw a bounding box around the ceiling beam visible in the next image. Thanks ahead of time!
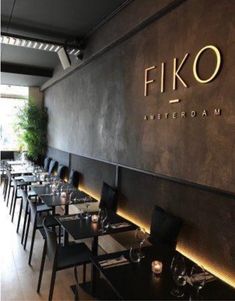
[1,62,53,77]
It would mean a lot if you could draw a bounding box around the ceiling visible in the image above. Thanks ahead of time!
[1,0,128,87]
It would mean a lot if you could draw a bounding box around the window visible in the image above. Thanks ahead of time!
[0,85,28,151]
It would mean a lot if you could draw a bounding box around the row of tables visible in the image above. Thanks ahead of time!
[6,160,235,300]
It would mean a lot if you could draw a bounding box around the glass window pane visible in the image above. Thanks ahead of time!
[0,85,28,151]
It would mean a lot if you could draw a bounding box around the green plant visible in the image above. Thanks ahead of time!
[16,99,48,161]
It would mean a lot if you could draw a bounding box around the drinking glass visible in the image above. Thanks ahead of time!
[98,208,109,232]
[170,254,187,298]
[190,265,206,300]
[129,228,147,263]
[135,227,148,245]
[83,197,91,219]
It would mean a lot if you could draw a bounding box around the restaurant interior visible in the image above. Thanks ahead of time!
[1,0,235,300]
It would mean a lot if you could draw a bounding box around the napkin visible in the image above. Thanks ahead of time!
[99,255,129,269]
[186,272,215,286]
[59,215,80,222]
[110,222,131,229]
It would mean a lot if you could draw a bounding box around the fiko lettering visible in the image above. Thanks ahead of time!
[144,45,222,96]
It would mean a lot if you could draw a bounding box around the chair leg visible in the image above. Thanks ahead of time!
[3,179,8,200]
[21,204,29,244]
[24,212,31,250]
[28,222,36,265]
[9,189,14,215]
[6,184,12,207]
[5,182,10,204]
[58,225,61,245]
[37,241,47,293]
[11,196,19,223]
[48,268,57,301]
[16,199,23,233]
[83,264,86,283]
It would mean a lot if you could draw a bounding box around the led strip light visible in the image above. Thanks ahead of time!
[0,34,81,56]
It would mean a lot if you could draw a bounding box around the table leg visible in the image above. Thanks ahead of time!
[63,205,69,245]
[91,236,98,295]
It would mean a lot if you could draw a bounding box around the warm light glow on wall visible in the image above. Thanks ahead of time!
[117,210,235,289]
[177,243,235,289]
[117,210,150,233]
[76,187,235,289]
[79,186,100,201]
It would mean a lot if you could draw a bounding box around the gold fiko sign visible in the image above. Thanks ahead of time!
[143,45,222,120]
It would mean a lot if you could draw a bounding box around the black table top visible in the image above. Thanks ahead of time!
[56,213,137,240]
[34,186,97,207]
[91,246,235,300]
[11,169,33,176]
[21,175,40,183]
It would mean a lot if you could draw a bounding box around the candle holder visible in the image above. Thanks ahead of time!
[152,260,163,275]
[91,214,98,223]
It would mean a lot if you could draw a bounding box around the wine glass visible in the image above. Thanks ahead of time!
[190,265,206,300]
[135,227,148,245]
[98,208,108,232]
[83,197,91,219]
[170,254,187,298]
[129,228,147,263]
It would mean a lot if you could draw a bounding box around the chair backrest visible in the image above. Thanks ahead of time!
[27,196,38,224]
[149,205,182,248]
[11,177,18,198]
[99,182,118,213]
[57,164,68,180]
[21,189,28,210]
[68,169,79,188]
[6,169,11,183]
[43,217,58,262]
[48,160,58,176]
[44,157,51,171]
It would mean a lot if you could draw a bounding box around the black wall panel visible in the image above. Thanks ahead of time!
[47,146,70,167]
[71,153,116,198]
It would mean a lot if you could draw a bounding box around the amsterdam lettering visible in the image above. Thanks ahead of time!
[144,109,221,121]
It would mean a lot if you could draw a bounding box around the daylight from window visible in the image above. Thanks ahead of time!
[0,85,28,151]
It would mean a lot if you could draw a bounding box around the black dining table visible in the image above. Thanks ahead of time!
[7,160,25,165]
[55,212,138,294]
[21,175,41,183]
[34,187,96,214]
[90,245,235,300]
[11,168,34,176]
[32,185,98,244]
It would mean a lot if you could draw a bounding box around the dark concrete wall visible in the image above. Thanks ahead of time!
[45,0,235,193]
[44,0,235,285]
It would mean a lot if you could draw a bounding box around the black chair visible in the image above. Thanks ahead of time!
[56,164,67,180]
[0,160,7,186]
[17,189,29,237]
[68,169,79,188]
[2,167,9,201]
[9,177,24,222]
[37,216,92,301]
[16,189,46,240]
[99,182,118,213]
[48,160,58,176]
[5,169,12,205]
[148,205,182,249]
[44,157,52,171]
[26,196,56,265]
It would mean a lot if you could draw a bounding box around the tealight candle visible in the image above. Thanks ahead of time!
[92,214,98,223]
[151,261,163,275]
